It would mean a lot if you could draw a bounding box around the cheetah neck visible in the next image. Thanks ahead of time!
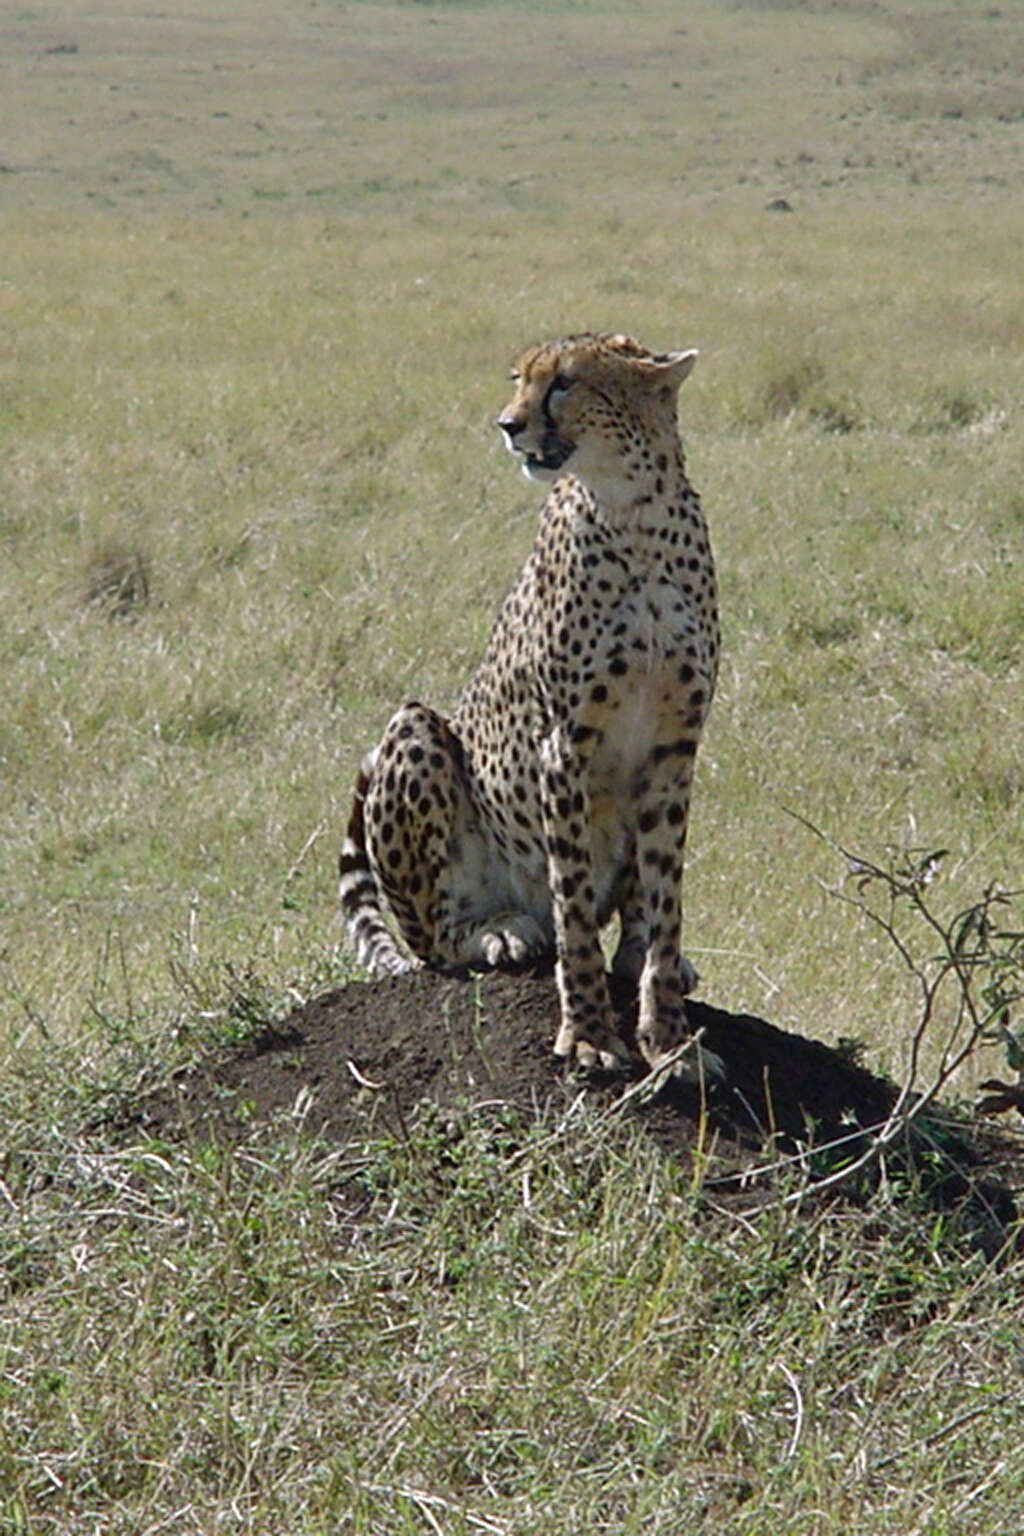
[577,451,702,534]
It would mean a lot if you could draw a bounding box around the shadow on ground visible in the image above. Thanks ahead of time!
[137,969,1021,1253]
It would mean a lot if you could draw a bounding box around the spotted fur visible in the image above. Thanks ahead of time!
[339,332,721,1075]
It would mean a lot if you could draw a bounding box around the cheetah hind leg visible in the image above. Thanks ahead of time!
[364,703,551,974]
[339,747,425,977]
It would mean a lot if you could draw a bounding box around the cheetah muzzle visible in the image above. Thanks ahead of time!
[340,331,723,1083]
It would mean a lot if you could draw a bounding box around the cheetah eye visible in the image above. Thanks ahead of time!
[544,374,574,413]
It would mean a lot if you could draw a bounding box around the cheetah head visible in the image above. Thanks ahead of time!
[496,332,698,498]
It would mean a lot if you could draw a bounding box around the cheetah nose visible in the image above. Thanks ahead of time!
[497,414,524,443]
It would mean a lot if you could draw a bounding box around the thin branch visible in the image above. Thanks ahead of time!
[759,816,1024,1209]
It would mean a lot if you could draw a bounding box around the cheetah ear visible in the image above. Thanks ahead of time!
[652,349,699,391]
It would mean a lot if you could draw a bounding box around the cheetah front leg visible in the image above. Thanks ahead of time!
[629,741,724,1081]
[540,730,631,1070]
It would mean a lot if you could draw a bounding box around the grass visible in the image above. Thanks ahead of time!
[2,0,1024,1529]
[3,204,1023,1060]
[4,1103,1024,1533]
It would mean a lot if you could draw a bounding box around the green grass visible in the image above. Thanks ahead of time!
[3,0,1024,1529]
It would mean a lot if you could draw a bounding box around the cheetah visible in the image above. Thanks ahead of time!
[339,332,721,1076]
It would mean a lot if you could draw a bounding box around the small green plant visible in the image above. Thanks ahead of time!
[784,817,1024,1202]
[835,842,1024,1084]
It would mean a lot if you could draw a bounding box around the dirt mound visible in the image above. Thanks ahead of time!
[137,969,1017,1243]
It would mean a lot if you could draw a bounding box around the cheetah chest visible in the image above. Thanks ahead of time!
[585,574,709,801]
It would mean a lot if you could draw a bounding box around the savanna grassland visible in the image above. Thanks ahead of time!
[3,2,1024,1531]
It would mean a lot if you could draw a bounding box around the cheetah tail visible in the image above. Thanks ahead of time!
[338,752,419,977]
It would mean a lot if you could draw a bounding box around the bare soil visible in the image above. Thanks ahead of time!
[138,969,1019,1245]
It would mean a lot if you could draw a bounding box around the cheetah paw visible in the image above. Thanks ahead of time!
[553,1018,633,1073]
[476,914,549,969]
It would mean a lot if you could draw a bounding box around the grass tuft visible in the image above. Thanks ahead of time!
[79,542,152,618]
